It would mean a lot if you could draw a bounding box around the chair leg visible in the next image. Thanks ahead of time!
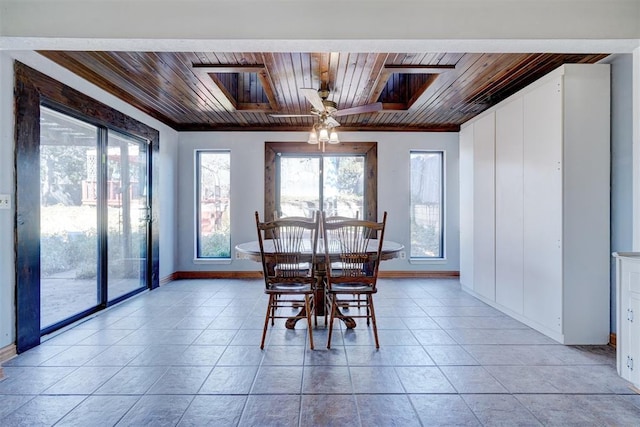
[323,289,329,325]
[327,294,337,349]
[366,294,371,326]
[321,280,328,325]
[369,296,379,349]
[270,296,276,326]
[305,295,314,350]
[325,294,329,325]
[313,293,318,328]
[313,279,320,328]
[261,294,274,349]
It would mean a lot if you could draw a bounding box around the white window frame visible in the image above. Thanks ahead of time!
[194,149,231,262]
[409,150,446,262]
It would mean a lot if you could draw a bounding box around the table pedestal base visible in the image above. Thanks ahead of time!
[285,309,356,329]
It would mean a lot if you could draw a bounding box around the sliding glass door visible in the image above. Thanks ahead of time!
[39,107,149,332]
[15,62,159,352]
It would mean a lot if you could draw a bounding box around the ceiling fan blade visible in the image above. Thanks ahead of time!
[270,114,315,118]
[300,88,326,112]
[334,102,383,117]
[326,117,341,128]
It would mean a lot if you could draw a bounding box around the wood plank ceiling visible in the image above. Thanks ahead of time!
[39,51,608,132]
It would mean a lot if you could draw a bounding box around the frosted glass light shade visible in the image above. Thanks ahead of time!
[307,129,318,144]
[318,127,329,142]
[328,130,339,144]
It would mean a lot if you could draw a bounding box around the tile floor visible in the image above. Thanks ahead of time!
[1,278,639,426]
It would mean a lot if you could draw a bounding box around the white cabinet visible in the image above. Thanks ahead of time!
[522,77,564,335]
[459,125,474,289]
[495,97,524,315]
[460,64,610,344]
[614,253,640,387]
[459,113,495,301]
[472,113,496,301]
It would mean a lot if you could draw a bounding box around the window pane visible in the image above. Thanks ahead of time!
[279,156,320,217]
[410,152,444,258]
[277,155,365,219]
[197,151,230,258]
[323,156,364,217]
[107,130,149,300]
[40,107,99,328]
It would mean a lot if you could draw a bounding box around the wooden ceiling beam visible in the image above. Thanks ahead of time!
[357,53,389,108]
[368,68,393,106]
[196,71,237,111]
[256,67,279,112]
[407,74,441,110]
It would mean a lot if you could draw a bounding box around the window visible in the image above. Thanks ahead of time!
[410,151,444,259]
[196,150,231,258]
[264,142,377,222]
[277,155,364,218]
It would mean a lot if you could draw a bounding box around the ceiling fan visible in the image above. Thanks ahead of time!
[270,87,383,127]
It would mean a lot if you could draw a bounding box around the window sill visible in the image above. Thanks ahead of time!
[192,258,232,265]
[409,258,447,265]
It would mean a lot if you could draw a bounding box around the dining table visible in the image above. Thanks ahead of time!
[235,238,404,329]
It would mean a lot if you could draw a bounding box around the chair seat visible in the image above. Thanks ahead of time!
[275,262,311,272]
[329,283,376,293]
[266,282,313,292]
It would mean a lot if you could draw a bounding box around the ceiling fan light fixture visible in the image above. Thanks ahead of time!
[284,86,381,147]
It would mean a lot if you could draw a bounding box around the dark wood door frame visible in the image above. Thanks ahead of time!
[14,61,160,352]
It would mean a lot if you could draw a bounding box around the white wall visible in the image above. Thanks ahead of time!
[0,53,15,348]
[634,48,640,250]
[177,132,459,273]
[0,51,179,349]
[603,54,634,332]
[1,0,638,47]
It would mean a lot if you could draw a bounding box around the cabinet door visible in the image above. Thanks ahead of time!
[627,294,640,386]
[473,112,496,301]
[624,262,640,386]
[459,124,474,289]
[617,258,640,386]
[523,77,563,334]
[495,98,524,314]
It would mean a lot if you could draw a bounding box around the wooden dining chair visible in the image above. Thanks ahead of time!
[255,211,319,350]
[272,211,319,311]
[323,211,361,313]
[322,211,387,349]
